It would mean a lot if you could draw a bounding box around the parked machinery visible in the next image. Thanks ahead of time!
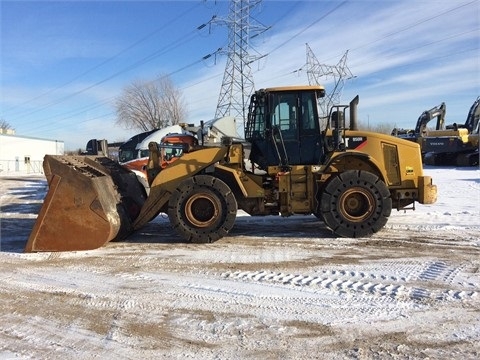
[392,102,446,144]
[26,85,437,252]
[422,97,479,166]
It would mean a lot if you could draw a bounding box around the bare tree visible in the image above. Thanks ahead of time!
[0,118,14,132]
[356,119,394,135]
[115,76,188,132]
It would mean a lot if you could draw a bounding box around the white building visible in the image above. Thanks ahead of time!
[0,133,64,174]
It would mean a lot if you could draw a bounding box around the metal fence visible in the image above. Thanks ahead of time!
[0,160,44,174]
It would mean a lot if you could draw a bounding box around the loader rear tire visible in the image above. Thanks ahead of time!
[168,175,237,243]
[320,170,392,238]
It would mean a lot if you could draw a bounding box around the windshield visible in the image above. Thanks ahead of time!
[161,145,184,161]
[118,150,136,163]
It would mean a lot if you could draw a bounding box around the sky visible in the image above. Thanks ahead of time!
[1,0,479,151]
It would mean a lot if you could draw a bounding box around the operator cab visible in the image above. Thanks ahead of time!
[245,85,325,170]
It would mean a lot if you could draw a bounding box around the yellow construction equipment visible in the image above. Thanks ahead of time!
[26,85,437,252]
[392,102,446,142]
[422,97,479,166]
[25,156,147,251]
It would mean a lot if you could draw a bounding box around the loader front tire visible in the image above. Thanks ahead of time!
[320,170,392,238]
[168,175,237,243]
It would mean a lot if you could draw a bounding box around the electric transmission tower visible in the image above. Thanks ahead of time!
[305,43,354,121]
[212,0,268,137]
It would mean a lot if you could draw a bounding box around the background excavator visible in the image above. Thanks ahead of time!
[25,85,437,252]
[422,97,479,166]
[392,102,446,144]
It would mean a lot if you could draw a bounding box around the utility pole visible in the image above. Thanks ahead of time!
[304,43,354,123]
[211,0,268,137]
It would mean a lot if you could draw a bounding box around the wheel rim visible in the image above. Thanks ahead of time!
[338,187,375,222]
[184,193,219,228]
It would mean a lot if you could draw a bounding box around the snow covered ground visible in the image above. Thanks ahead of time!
[0,166,479,359]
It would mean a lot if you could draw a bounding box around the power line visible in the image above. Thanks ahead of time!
[19,50,224,135]
[7,28,203,125]
[347,0,477,55]
[266,1,349,55]
[261,0,477,88]
[2,2,202,117]
[15,1,302,135]
[8,1,477,140]
[353,34,479,77]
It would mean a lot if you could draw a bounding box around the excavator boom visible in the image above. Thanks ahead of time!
[414,102,446,135]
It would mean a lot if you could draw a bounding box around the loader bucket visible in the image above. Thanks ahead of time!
[25,155,147,252]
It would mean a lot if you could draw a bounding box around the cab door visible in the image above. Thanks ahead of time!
[270,91,322,166]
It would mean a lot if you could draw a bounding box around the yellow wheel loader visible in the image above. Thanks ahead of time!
[26,85,437,252]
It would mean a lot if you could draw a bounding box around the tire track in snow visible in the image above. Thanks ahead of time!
[0,265,165,316]
[221,262,478,303]
[416,261,459,283]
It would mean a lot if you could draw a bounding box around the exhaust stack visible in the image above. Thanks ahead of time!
[350,95,359,131]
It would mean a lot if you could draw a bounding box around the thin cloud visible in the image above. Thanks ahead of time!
[1,1,478,149]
